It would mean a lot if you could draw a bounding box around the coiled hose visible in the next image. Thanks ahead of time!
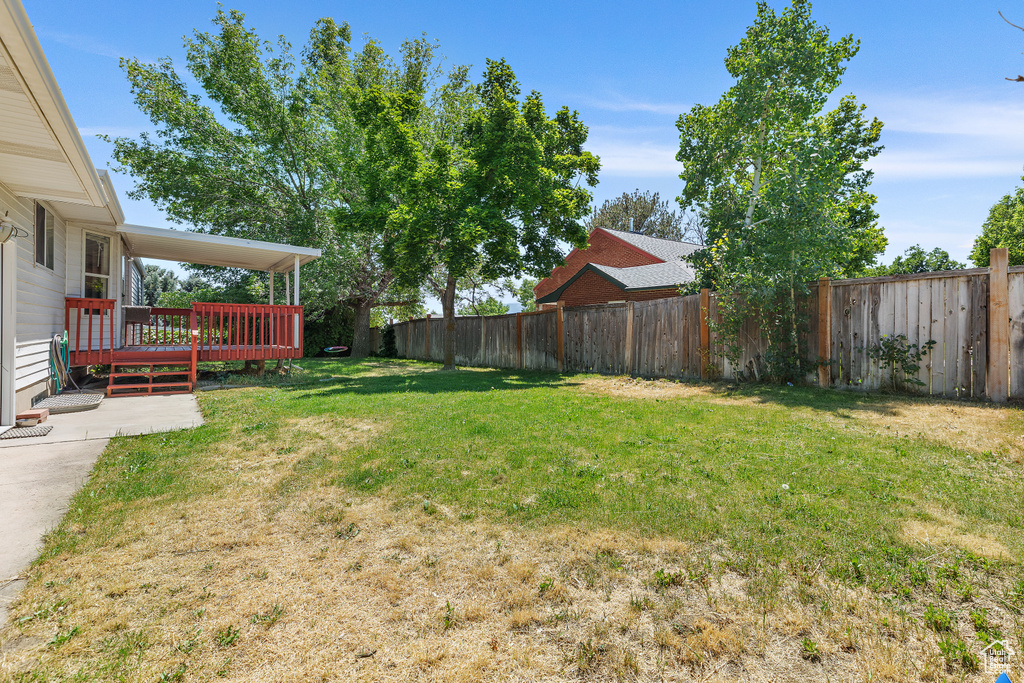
[48,332,78,393]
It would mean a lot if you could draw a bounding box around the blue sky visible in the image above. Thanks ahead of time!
[21,0,1024,276]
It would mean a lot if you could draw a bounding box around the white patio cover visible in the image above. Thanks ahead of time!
[116,224,320,273]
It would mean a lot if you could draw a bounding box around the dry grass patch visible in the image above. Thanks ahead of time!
[4,486,1023,681]
[901,506,1014,561]
[580,376,1024,459]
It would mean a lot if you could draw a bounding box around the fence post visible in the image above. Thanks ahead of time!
[556,302,565,373]
[987,247,1009,402]
[425,314,431,361]
[699,288,711,380]
[516,312,523,369]
[818,277,831,388]
[624,301,635,376]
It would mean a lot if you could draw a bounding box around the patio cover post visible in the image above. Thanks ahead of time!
[268,271,275,352]
[293,255,300,352]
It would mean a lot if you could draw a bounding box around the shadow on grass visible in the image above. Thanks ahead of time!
[274,357,1008,418]
[716,380,1008,417]
[284,364,580,397]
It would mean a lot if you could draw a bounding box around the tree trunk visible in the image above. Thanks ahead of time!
[350,300,373,358]
[442,272,457,371]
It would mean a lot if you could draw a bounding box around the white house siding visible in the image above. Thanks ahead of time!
[13,193,67,394]
[128,258,144,306]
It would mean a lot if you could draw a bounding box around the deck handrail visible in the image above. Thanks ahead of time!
[66,298,305,366]
[192,302,304,360]
[124,307,194,347]
[65,297,116,365]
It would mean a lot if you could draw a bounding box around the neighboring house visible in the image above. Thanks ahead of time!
[0,0,320,423]
[534,227,700,307]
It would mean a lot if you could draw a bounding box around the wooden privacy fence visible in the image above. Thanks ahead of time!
[388,249,1024,402]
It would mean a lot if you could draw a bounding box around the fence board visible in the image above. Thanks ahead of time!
[971,275,988,399]
[1010,272,1024,398]
[902,279,922,391]
[954,277,970,398]
[524,310,558,371]
[929,279,946,393]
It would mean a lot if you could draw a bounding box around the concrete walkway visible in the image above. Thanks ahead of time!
[0,394,203,448]
[0,394,203,626]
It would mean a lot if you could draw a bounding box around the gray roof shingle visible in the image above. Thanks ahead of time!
[591,261,695,290]
[600,228,702,263]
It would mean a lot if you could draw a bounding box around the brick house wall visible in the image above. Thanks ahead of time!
[534,229,661,300]
[556,270,679,307]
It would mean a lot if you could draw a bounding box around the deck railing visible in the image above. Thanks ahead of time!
[65,298,305,366]
[124,307,195,346]
[193,302,304,361]
[65,297,116,365]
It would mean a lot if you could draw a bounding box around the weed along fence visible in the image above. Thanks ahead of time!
[388,249,1024,402]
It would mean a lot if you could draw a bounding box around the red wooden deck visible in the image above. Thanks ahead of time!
[65,298,305,395]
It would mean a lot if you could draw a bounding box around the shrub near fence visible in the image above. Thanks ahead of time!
[383,249,1023,402]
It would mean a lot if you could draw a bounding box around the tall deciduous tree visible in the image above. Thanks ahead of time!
[586,189,702,243]
[383,59,599,370]
[676,0,886,382]
[105,11,422,357]
[971,182,1024,266]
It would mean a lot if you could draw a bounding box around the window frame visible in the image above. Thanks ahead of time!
[34,202,54,271]
[82,231,112,300]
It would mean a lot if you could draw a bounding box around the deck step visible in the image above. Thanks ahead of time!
[110,370,191,379]
[107,356,195,397]
[107,382,193,397]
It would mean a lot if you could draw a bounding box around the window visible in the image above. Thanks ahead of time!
[34,203,54,270]
[84,233,111,299]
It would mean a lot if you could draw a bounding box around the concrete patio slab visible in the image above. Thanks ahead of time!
[0,394,204,626]
[0,394,203,448]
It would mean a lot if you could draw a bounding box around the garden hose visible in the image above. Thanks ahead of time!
[48,332,79,393]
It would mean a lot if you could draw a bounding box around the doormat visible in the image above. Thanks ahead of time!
[0,424,53,439]
[33,391,103,414]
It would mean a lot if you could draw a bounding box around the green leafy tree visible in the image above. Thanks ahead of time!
[383,59,599,369]
[676,0,886,382]
[105,11,424,357]
[970,183,1024,266]
[142,265,179,306]
[586,189,703,243]
[457,296,509,316]
[503,277,538,312]
[866,245,964,276]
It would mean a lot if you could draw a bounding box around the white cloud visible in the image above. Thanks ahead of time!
[869,93,1024,139]
[37,30,130,60]
[583,94,689,116]
[588,140,680,176]
[78,126,145,138]
[867,150,1024,180]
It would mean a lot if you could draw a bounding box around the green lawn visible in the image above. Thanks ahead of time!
[196,359,1023,581]
[4,358,1023,681]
